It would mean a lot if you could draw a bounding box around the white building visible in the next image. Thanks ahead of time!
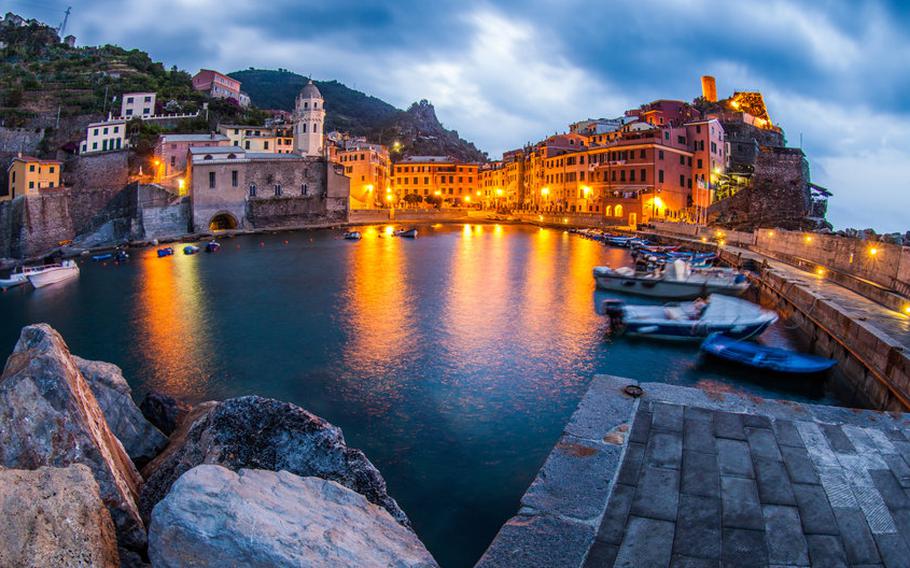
[80,117,128,154]
[120,92,156,118]
[293,80,325,157]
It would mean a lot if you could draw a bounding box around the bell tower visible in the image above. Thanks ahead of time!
[294,80,325,156]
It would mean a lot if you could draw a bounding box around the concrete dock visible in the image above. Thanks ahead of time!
[478,375,910,567]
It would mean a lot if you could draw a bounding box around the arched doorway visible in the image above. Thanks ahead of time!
[209,212,238,231]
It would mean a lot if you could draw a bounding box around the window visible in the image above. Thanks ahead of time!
[249,184,257,197]
[126,109,133,116]
[659,170,664,183]
[274,184,282,196]
[113,126,119,133]
[658,150,664,160]
[697,159,703,169]
[245,141,250,150]
[93,128,99,136]
[92,142,98,150]
[49,181,54,188]
[29,181,35,189]
[640,149,646,159]
[630,170,635,182]
[231,170,238,187]
[103,127,109,135]
[679,174,685,187]
[302,123,307,133]
[302,183,308,195]
[620,170,626,182]
[171,156,176,167]
[144,96,152,102]
[264,141,269,150]
[126,97,134,104]
[424,177,429,184]
[641,169,646,182]
[696,125,701,133]
[209,172,216,188]
[615,205,623,217]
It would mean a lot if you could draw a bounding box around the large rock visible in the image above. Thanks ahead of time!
[0,324,146,551]
[140,396,408,525]
[149,465,437,568]
[75,356,168,468]
[139,390,190,436]
[0,464,120,568]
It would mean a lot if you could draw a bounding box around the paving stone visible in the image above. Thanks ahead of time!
[881,454,910,489]
[681,450,719,498]
[722,528,768,567]
[754,456,796,506]
[596,483,635,545]
[672,494,720,560]
[792,483,839,535]
[742,414,772,429]
[651,402,684,433]
[721,476,763,530]
[631,466,679,522]
[613,516,675,568]
[797,421,840,469]
[684,418,716,454]
[629,409,651,445]
[806,534,849,568]
[873,533,910,568]
[582,539,618,568]
[683,406,713,423]
[714,412,746,440]
[716,438,754,478]
[669,555,719,568]
[819,467,858,508]
[852,484,898,534]
[773,419,806,448]
[616,443,645,487]
[821,423,857,454]
[780,445,820,485]
[645,431,683,470]
[870,469,910,511]
[476,512,596,568]
[883,429,907,442]
[746,427,784,461]
[762,505,809,565]
[833,508,881,565]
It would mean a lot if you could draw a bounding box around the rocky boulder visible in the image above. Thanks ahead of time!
[0,324,146,551]
[0,464,120,567]
[75,356,167,468]
[139,390,190,436]
[149,465,437,568]
[140,396,408,525]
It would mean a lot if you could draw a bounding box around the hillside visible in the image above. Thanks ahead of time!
[230,68,487,162]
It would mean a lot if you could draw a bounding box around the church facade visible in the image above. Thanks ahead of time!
[293,80,325,157]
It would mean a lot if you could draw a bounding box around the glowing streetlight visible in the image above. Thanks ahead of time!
[465,195,471,202]
[365,184,374,192]
[495,188,503,196]
[869,247,879,256]
[541,187,550,196]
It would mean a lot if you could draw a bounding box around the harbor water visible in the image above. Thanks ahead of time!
[0,223,839,567]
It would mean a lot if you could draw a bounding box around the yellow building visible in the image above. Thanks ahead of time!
[336,144,391,209]
[5,156,62,201]
[392,156,479,207]
[217,124,295,153]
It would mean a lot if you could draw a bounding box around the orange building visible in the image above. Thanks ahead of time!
[392,156,479,207]
[338,143,391,209]
[5,156,62,201]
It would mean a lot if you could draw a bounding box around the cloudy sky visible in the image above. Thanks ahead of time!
[12,0,909,231]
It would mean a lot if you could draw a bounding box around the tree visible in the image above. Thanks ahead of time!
[403,193,422,206]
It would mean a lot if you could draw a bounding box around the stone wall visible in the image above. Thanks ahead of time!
[140,201,190,239]
[719,117,785,171]
[1,192,76,258]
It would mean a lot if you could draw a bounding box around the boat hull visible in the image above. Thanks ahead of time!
[701,334,837,373]
[594,274,748,299]
[624,319,775,341]
[0,274,28,289]
[26,266,79,288]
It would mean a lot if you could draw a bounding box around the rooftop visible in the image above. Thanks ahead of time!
[399,155,456,164]
[161,133,229,143]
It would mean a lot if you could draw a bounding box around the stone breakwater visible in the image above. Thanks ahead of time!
[0,323,437,567]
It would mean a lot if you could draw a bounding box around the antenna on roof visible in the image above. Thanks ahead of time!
[58,6,71,37]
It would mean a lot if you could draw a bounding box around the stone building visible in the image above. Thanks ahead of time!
[187,146,349,232]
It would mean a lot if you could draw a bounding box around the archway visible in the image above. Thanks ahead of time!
[209,212,239,231]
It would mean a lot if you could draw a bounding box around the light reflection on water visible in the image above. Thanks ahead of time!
[0,224,838,568]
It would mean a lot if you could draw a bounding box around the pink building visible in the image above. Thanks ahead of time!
[154,133,230,191]
[192,69,242,101]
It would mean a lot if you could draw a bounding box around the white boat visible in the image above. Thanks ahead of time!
[24,260,80,288]
[0,270,28,289]
[593,259,749,299]
[602,294,778,341]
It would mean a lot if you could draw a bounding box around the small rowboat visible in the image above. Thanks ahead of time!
[701,333,836,374]
[0,271,28,289]
[157,247,174,257]
[183,245,200,255]
[92,252,113,262]
[394,228,418,238]
[343,231,362,240]
[205,241,221,252]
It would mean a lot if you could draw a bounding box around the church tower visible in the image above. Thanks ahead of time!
[293,80,325,156]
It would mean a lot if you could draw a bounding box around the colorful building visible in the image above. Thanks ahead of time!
[192,69,249,106]
[153,133,231,192]
[80,117,128,154]
[336,141,390,209]
[5,156,62,200]
[392,156,479,207]
[217,124,294,154]
[120,92,156,118]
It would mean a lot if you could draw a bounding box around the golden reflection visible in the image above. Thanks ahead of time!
[136,249,209,398]
[340,225,416,414]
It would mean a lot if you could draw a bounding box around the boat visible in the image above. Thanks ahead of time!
[701,333,837,374]
[593,259,749,299]
[92,252,113,262]
[0,270,28,289]
[343,231,362,240]
[205,241,221,252]
[115,250,130,262]
[24,260,80,288]
[183,245,200,255]
[157,247,174,258]
[394,228,418,238]
[601,294,778,341]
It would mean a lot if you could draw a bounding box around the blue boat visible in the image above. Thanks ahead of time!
[157,247,174,258]
[205,241,221,252]
[91,253,113,262]
[701,333,836,374]
[183,245,200,255]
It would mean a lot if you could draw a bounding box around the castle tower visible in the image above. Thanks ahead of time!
[293,80,325,156]
[701,75,718,103]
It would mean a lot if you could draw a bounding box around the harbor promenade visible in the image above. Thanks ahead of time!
[479,375,910,567]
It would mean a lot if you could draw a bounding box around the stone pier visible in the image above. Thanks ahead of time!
[478,375,910,567]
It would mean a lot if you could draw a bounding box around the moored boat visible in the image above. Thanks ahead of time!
[593,259,749,299]
[24,260,80,288]
[92,252,113,262]
[343,231,362,240]
[601,294,778,341]
[0,270,28,289]
[700,333,836,374]
[183,245,200,255]
[394,228,418,238]
[205,241,221,252]
[157,247,174,258]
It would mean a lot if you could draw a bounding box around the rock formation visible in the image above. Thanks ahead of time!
[140,396,408,525]
[0,324,146,551]
[75,356,168,467]
[139,390,191,436]
[0,464,120,568]
[148,465,437,568]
